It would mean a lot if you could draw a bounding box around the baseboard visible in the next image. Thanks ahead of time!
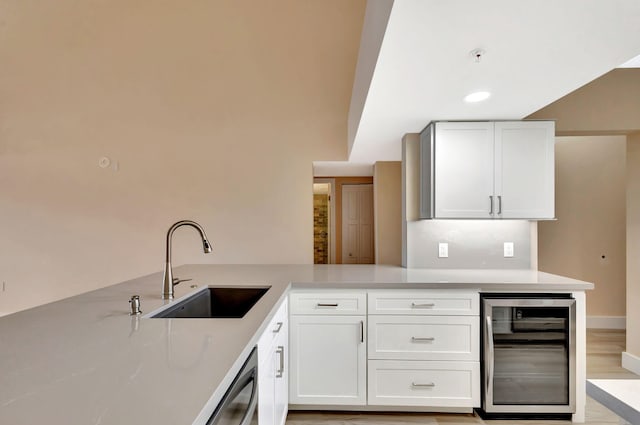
[622,352,640,375]
[586,316,626,329]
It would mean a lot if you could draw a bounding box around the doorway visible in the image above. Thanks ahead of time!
[313,176,374,264]
[313,179,335,264]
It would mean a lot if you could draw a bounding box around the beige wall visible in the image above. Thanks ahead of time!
[529,69,640,134]
[374,161,401,265]
[0,0,366,314]
[529,68,640,353]
[626,134,640,356]
[538,136,626,317]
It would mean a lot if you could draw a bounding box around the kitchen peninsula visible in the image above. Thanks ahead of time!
[0,265,592,425]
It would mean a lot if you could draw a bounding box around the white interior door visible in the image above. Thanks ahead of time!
[342,184,373,264]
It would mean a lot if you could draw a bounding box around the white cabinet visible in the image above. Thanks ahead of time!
[494,121,555,218]
[289,289,480,411]
[419,120,555,219]
[258,298,288,425]
[289,291,367,406]
[366,290,480,409]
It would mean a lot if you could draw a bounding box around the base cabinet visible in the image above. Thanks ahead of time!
[289,290,479,411]
[288,290,480,411]
[289,291,367,406]
[258,299,288,425]
[367,290,480,409]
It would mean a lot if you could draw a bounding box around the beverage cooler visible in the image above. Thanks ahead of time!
[479,294,576,419]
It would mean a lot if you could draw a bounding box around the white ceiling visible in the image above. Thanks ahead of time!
[347,0,640,163]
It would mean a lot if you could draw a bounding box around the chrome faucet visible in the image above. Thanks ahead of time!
[162,220,212,299]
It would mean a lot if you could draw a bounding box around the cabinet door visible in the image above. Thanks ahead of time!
[259,300,288,425]
[258,347,276,425]
[289,315,366,405]
[434,122,495,218]
[274,322,288,425]
[494,121,555,218]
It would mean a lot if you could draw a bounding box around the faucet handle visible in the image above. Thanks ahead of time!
[172,277,192,287]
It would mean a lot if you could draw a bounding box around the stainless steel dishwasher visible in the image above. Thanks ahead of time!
[479,294,576,420]
[207,347,258,425]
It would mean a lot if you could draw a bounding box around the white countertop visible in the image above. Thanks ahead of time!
[0,265,593,425]
[586,379,640,424]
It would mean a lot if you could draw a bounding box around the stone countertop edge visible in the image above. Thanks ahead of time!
[586,379,640,425]
[0,265,593,425]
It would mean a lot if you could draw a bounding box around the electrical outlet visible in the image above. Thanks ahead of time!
[438,243,448,258]
[504,242,514,258]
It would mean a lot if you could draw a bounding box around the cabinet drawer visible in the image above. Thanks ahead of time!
[368,360,480,407]
[368,290,479,315]
[290,291,366,315]
[368,315,478,361]
[258,297,288,363]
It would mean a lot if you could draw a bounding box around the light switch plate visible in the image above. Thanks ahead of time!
[438,243,448,258]
[504,242,514,258]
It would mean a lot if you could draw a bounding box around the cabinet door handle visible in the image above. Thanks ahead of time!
[412,382,435,388]
[272,322,283,333]
[486,315,494,395]
[276,345,285,378]
[360,320,364,343]
[489,195,494,215]
[317,303,338,307]
[411,337,435,342]
[497,195,502,215]
[411,302,435,308]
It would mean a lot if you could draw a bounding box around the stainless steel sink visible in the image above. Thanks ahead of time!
[150,286,270,318]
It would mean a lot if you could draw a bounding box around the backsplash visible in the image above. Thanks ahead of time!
[405,219,533,269]
[402,132,535,269]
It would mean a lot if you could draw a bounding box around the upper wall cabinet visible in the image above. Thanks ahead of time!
[419,121,555,219]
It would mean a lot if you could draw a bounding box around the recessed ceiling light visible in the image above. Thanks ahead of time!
[464,91,491,103]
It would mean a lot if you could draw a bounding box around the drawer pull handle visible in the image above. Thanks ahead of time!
[317,303,339,307]
[411,303,435,308]
[412,382,435,388]
[273,322,283,333]
[411,337,435,342]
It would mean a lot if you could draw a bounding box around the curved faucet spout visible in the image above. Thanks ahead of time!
[162,220,212,299]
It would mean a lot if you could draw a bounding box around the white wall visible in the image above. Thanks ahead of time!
[0,0,366,314]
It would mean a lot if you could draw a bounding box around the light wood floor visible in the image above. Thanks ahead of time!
[286,329,638,425]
